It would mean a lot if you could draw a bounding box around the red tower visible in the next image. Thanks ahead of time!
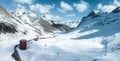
[20,39,27,50]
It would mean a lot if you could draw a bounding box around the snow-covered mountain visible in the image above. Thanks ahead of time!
[13,7,71,33]
[0,5,42,38]
[74,7,120,61]
[77,8,120,29]
[14,7,37,24]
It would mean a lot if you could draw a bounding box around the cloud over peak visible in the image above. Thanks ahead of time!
[97,3,116,13]
[97,0,120,13]
[73,1,89,13]
[57,1,73,13]
[61,1,73,11]
[30,4,55,14]
[14,0,34,4]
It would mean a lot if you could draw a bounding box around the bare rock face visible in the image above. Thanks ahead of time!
[51,21,71,31]
[112,7,120,13]
[87,10,96,17]
[0,21,17,34]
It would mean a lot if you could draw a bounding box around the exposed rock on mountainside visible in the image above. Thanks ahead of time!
[51,21,71,31]
[0,21,17,34]
[35,18,56,32]
[112,7,120,13]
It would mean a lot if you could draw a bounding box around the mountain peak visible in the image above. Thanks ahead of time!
[112,7,120,13]
[0,5,8,13]
[0,5,4,9]
[87,10,99,17]
[15,7,27,16]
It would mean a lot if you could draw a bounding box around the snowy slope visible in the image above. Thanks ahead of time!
[0,6,42,61]
[14,7,38,25]
[14,7,71,33]
[75,7,120,61]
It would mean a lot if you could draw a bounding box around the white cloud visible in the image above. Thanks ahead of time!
[97,3,116,13]
[17,4,26,9]
[57,1,73,13]
[14,0,34,4]
[66,13,76,17]
[61,1,73,11]
[97,0,120,13]
[73,1,89,13]
[114,0,120,6]
[57,8,66,13]
[30,4,55,14]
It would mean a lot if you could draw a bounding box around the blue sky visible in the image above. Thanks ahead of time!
[0,0,120,21]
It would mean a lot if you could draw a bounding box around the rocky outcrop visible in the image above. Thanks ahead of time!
[0,21,17,34]
[51,21,71,31]
[112,7,120,13]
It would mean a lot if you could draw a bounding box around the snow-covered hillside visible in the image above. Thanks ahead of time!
[0,6,41,36]
[0,5,42,61]
[75,7,120,61]
[13,7,71,33]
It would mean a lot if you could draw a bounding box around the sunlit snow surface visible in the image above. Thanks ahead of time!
[0,25,120,61]
[0,30,116,61]
[17,31,104,61]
